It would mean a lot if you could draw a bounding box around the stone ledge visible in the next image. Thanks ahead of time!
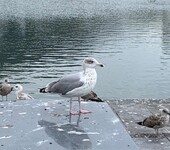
[108,99,170,150]
[0,99,138,150]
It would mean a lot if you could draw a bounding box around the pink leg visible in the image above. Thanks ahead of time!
[70,98,80,115]
[70,98,72,113]
[78,97,91,114]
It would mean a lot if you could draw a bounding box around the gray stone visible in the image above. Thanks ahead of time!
[0,100,138,150]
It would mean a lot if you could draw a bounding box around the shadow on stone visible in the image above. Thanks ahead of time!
[38,115,92,150]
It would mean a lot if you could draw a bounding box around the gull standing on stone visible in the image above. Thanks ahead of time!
[137,108,170,136]
[40,57,104,115]
[14,84,33,100]
[0,79,13,101]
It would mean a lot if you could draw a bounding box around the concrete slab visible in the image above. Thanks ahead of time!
[0,100,138,150]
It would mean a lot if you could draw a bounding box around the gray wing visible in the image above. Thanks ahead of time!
[47,72,84,95]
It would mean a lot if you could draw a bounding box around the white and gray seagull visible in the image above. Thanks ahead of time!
[137,108,170,136]
[40,57,104,115]
[14,84,33,100]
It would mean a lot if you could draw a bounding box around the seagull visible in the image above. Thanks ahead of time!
[0,79,13,101]
[81,91,103,102]
[14,84,33,100]
[137,108,170,136]
[40,57,104,115]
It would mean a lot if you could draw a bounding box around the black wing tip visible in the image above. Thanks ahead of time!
[39,87,46,93]
[11,87,14,91]
[82,97,104,102]
[90,98,104,102]
[137,121,143,125]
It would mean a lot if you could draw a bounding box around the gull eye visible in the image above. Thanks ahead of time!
[163,109,167,113]
[86,60,94,64]
[15,86,18,88]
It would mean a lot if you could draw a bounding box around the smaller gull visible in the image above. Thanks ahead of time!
[14,84,33,100]
[81,91,103,102]
[137,108,170,136]
[40,57,104,115]
[0,79,13,101]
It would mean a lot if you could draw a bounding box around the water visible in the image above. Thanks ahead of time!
[0,0,170,100]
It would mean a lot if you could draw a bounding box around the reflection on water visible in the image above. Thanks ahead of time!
[1,0,170,99]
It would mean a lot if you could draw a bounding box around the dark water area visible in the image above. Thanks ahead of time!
[1,0,170,99]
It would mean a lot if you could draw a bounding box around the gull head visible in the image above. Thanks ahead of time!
[83,57,104,69]
[159,108,170,115]
[4,78,9,83]
[14,84,23,92]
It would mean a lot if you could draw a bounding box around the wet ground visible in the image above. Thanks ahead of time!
[0,99,138,150]
[1,97,170,150]
[108,99,170,150]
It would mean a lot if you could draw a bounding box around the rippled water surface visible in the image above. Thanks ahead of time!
[1,0,170,100]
